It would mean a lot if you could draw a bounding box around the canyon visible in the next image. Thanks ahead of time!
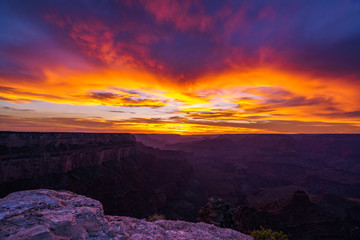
[136,134,360,239]
[0,132,205,221]
[136,134,360,203]
[1,132,360,239]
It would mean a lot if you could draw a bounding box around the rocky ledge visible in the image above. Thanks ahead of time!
[0,190,252,240]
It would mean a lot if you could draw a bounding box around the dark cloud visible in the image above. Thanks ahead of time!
[113,116,360,133]
[265,95,336,108]
[317,110,360,119]
[0,115,112,131]
[0,96,13,101]
[1,0,360,134]
[88,91,167,108]
[0,86,64,101]
[1,106,34,112]
[108,110,135,114]
[285,33,360,79]
[1,113,359,134]
[243,87,339,114]
[90,92,117,100]
[1,0,359,83]
[184,110,236,119]
[108,110,124,113]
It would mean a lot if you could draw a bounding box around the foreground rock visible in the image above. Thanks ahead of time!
[0,190,252,240]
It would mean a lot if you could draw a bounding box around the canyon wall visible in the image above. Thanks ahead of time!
[0,132,205,220]
[0,132,136,182]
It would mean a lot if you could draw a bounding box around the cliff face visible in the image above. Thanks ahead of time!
[0,189,252,240]
[234,190,360,240]
[158,134,360,204]
[197,197,236,229]
[0,132,205,220]
[0,132,136,182]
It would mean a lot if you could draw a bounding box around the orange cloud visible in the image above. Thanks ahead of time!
[1,0,360,134]
[1,64,360,134]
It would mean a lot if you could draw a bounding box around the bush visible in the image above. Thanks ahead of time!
[251,226,288,240]
[146,213,166,222]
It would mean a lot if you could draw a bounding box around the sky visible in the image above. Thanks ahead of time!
[1,0,360,134]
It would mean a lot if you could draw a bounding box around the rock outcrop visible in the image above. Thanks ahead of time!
[197,197,236,229]
[0,132,136,182]
[0,189,252,240]
[235,190,360,240]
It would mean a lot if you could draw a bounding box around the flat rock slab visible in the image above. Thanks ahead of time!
[0,189,252,240]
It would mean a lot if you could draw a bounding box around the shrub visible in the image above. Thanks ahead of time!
[251,226,288,240]
[146,213,166,222]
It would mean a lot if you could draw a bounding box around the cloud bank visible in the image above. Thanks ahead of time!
[1,0,360,134]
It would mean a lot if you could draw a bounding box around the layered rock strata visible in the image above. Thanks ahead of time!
[0,132,205,220]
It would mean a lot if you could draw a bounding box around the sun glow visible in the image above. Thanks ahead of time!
[1,0,360,134]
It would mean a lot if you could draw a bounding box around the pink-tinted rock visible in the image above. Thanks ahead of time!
[0,189,252,240]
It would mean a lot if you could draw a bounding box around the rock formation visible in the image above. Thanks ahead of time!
[234,190,360,240]
[0,132,206,220]
[197,197,236,229]
[158,134,360,203]
[0,132,136,182]
[3,132,360,239]
[0,189,252,240]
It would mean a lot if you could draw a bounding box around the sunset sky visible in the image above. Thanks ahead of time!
[1,0,360,134]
